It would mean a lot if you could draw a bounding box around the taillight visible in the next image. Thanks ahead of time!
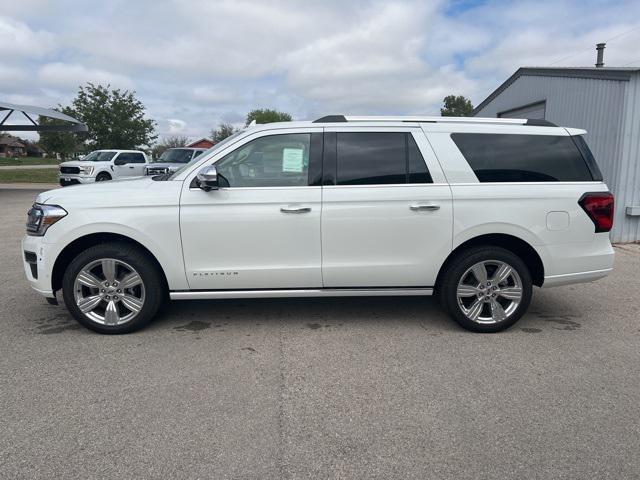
[579,192,614,233]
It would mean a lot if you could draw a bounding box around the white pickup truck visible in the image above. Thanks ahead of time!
[58,150,149,186]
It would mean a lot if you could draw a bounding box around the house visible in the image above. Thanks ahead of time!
[0,134,27,157]
[473,64,640,243]
[187,138,215,149]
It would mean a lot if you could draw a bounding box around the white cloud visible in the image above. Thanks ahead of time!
[37,63,134,91]
[0,65,29,90]
[0,16,53,57]
[2,0,640,142]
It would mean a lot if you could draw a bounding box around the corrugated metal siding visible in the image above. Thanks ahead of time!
[616,75,640,242]
[475,74,637,242]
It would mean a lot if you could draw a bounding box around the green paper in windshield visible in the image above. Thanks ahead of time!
[282,148,304,172]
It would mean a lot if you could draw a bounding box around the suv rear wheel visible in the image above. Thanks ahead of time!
[61,242,165,334]
[440,246,532,333]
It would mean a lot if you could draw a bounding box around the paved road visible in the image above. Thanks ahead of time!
[0,164,59,170]
[1,188,639,479]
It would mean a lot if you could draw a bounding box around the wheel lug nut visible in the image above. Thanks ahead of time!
[101,289,105,293]
[105,295,110,300]
[117,289,121,293]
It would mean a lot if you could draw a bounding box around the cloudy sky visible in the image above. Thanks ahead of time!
[2,0,640,142]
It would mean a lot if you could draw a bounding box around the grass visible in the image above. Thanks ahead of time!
[0,169,58,183]
[0,157,61,166]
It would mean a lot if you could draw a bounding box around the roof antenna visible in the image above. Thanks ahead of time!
[595,43,606,68]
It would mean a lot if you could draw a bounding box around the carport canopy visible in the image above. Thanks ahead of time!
[0,101,87,132]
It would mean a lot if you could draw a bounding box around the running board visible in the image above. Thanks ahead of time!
[170,287,433,300]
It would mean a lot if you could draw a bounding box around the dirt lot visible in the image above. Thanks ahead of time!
[1,187,639,479]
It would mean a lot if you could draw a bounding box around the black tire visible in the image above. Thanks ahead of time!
[95,172,112,182]
[62,242,165,334]
[439,246,532,333]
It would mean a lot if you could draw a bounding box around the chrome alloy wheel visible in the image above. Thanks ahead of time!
[456,260,523,324]
[73,258,145,326]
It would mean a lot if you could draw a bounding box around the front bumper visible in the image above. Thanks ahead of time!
[58,173,95,186]
[145,167,172,175]
[21,235,55,298]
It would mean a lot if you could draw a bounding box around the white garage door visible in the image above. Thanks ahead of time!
[498,101,546,120]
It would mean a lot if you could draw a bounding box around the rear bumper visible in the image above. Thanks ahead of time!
[540,234,614,288]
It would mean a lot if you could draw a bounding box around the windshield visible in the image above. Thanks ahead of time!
[156,149,194,164]
[168,131,245,179]
[80,151,117,162]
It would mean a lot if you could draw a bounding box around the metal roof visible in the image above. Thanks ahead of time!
[0,101,88,132]
[473,67,640,115]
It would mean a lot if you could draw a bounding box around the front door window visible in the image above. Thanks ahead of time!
[215,133,311,187]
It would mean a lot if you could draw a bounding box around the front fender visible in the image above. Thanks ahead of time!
[44,219,188,291]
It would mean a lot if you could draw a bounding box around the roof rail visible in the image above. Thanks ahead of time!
[313,115,557,127]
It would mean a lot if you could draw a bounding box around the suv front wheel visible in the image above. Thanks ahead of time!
[61,242,165,334]
[440,246,532,333]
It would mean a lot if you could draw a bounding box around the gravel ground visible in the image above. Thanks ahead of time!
[1,187,639,479]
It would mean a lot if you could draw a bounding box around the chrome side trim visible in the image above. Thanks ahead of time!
[542,268,612,288]
[170,288,433,300]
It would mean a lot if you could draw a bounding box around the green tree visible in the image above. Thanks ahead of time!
[440,95,474,117]
[245,108,292,126]
[70,83,157,149]
[211,122,237,142]
[38,106,82,159]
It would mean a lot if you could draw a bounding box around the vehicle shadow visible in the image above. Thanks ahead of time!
[151,295,458,332]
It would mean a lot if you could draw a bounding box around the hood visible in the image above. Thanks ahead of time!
[36,176,157,206]
[59,160,109,167]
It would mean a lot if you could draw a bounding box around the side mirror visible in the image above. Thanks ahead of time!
[197,165,219,191]
[114,158,127,166]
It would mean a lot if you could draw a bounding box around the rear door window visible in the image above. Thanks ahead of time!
[129,153,146,163]
[335,132,432,185]
[451,133,595,182]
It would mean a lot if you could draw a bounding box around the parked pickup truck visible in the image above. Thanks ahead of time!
[58,150,149,186]
[145,147,207,176]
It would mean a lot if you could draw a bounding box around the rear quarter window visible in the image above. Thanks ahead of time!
[451,133,596,182]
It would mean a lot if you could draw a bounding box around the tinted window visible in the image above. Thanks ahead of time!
[408,134,432,183]
[129,153,145,163]
[193,150,204,158]
[451,133,594,182]
[116,153,132,163]
[158,149,193,164]
[336,132,432,185]
[216,133,311,187]
[116,152,145,164]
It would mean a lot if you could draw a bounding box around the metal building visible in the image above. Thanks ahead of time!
[473,66,640,243]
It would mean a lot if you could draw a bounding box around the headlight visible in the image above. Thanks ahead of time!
[26,203,67,236]
[79,165,94,175]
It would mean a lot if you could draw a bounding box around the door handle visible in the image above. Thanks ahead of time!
[409,204,440,211]
[280,205,311,214]
[129,166,134,168]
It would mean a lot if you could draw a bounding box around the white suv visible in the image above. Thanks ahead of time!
[58,149,149,186]
[23,116,615,334]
